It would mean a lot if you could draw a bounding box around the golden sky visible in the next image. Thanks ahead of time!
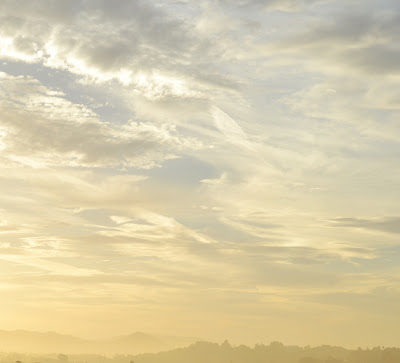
[0,0,400,347]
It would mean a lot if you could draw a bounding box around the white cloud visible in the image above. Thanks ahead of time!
[0,72,199,168]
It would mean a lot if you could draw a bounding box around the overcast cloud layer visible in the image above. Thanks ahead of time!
[1,0,400,347]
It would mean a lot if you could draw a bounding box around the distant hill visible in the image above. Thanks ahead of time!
[106,332,196,354]
[133,341,400,363]
[0,330,197,354]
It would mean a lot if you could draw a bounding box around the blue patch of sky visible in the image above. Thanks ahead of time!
[145,155,218,186]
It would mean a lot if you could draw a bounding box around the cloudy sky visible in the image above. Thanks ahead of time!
[1,0,400,347]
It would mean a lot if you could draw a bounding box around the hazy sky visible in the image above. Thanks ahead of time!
[1,0,400,347]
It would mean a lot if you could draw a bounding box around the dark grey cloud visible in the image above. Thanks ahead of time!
[277,10,400,75]
[331,217,400,234]
[217,0,324,11]
[282,14,376,46]
[340,45,400,75]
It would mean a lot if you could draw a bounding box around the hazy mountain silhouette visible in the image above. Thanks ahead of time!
[1,340,400,363]
[0,330,197,354]
[133,341,400,363]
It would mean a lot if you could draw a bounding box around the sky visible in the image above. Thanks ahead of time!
[0,0,400,348]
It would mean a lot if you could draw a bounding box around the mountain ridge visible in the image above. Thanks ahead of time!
[0,329,197,355]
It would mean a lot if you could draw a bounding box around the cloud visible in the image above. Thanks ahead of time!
[0,0,237,99]
[340,44,400,75]
[211,106,254,150]
[0,72,198,168]
[331,217,400,235]
[311,286,400,316]
[0,254,102,276]
[216,0,326,12]
[275,10,400,75]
